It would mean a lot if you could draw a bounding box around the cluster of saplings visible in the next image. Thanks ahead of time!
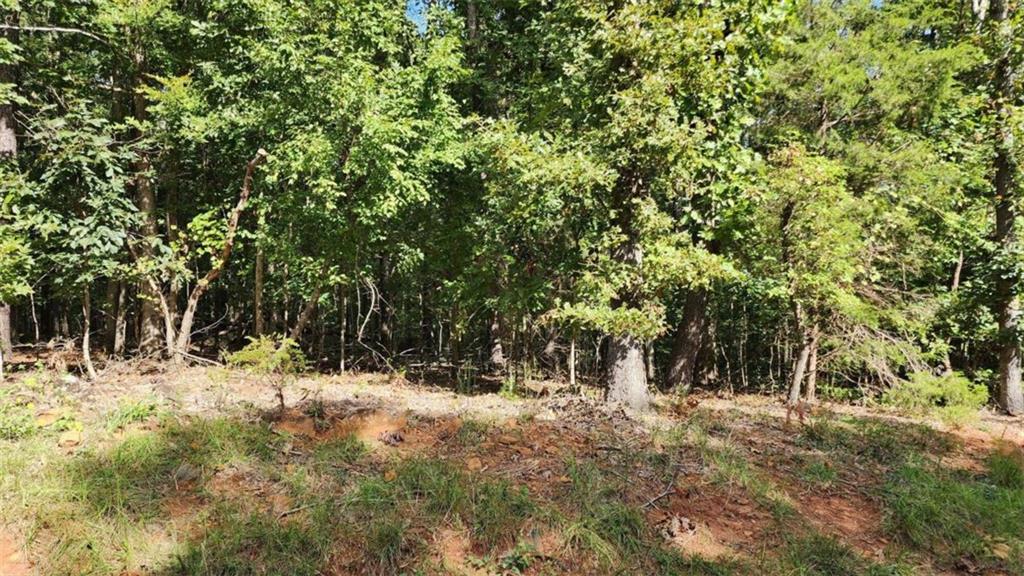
[0,0,1021,414]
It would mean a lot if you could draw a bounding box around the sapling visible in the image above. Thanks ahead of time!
[226,336,307,414]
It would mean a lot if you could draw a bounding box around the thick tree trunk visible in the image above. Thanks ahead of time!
[132,54,163,355]
[1,15,18,357]
[666,289,708,394]
[608,334,648,409]
[788,337,811,406]
[991,0,1024,415]
[0,303,11,358]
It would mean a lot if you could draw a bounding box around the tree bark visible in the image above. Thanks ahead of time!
[81,288,97,380]
[1,12,18,357]
[788,305,811,406]
[289,280,323,342]
[254,245,265,335]
[488,312,506,371]
[339,288,347,372]
[804,325,820,403]
[132,52,163,355]
[990,0,1024,415]
[666,289,708,394]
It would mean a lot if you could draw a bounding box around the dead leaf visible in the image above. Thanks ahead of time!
[35,411,59,427]
[384,470,397,482]
[58,430,81,447]
[466,457,483,472]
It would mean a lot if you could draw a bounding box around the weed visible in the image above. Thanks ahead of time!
[393,458,469,517]
[455,418,490,446]
[105,397,161,431]
[0,396,36,440]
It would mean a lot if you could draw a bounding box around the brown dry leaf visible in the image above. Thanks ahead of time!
[58,430,82,447]
[384,469,397,482]
[35,411,60,427]
[466,457,483,472]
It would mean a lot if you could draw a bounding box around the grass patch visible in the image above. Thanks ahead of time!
[883,457,1024,573]
[801,416,954,466]
[772,533,912,575]
[164,501,336,576]
[799,458,839,488]
[105,397,161,431]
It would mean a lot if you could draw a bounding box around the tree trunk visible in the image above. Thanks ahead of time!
[114,283,127,356]
[81,288,97,380]
[569,334,576,389]
[608,333,648,409]
[488,312,506,371]
[173,150,266,360]
[254,245,265,335]
[1,13,18,357]
[339,288,347,372]
[804,325,820,403]
[989,0,1024,415]
[666,288,708,394]
[132,53,163,356]
[289,281,323,342]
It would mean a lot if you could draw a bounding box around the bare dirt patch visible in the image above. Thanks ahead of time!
[0,529,32,576]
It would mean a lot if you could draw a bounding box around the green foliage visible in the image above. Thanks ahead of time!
[226,336,306,378]
[882,372,988,425]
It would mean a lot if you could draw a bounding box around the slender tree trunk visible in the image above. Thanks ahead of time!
[569,333,576,389]
[81,288,97,380]
[804,325,820,403]
[488,312,506,371]
[289,281,323,342]
[254,245,265,335]
[990,0,1024,415]
[173,150,266,360]
[114,283,127,356]
[788,305,811,406]
[339,288,347,372]
[666,289,708,394]
[942,252,964,374]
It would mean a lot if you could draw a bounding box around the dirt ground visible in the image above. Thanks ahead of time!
[1,356,1022,575]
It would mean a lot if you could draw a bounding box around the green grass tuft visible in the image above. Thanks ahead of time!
[883,459,1024,573]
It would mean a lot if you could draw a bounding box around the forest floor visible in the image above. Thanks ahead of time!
[1,353,1023,575]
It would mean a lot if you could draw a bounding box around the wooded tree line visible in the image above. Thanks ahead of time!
[0,0,1021,414]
